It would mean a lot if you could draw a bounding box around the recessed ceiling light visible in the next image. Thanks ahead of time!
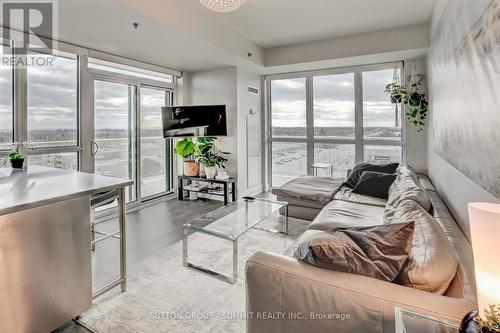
[200,0,247,13]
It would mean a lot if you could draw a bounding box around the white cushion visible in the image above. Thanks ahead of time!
[384,166,431,223]
[392,200,457,294]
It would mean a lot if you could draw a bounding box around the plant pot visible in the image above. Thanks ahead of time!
[183,161,200,177]
[204,166,216,179]
[390,94,402,103]
[10,158,24,169]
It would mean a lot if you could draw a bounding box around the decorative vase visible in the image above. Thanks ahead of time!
[183,161,199,177]
[205,166,216,179]
[10,158,24,169]
[459,310,483,333]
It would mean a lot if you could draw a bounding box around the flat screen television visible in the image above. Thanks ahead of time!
[161,105,227,137]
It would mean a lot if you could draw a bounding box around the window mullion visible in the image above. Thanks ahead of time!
[15,58,28,145]
[354,71,364,164]
[305,76,314,175]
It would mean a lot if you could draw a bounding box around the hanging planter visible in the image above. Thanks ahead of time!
[404,62,428,132]
[384,62,429,132]
[384,83,405,104]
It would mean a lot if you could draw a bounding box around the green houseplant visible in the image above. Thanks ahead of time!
[195,137,228,179]
[9,150,25,169]
[476,305,500,333]
[384,82,428,132]
[384,82,406,104]
[197,149,229,179]
[174,137,199,177]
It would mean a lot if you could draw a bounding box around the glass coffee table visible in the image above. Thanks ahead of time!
[182,198,288,283]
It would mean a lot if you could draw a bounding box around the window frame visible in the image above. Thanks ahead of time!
[87,70,175,209]
[0,28,180,210]
[265,62,406,189]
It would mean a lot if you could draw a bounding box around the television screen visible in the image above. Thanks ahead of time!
[161,105,227,137]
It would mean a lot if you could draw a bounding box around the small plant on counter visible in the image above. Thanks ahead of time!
[9,142,26,169]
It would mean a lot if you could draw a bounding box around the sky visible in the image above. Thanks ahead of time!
[271,69,400,128]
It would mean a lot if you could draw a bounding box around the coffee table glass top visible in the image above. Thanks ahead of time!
[184,198,286,239]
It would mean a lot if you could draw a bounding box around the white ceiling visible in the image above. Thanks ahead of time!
[191,0,437,48]
[47,0,436,72]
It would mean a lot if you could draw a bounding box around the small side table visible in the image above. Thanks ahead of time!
[178,175,237,205]
[311,163,333,177]
[395,307,460,333]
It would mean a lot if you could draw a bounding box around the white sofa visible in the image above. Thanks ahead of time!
[246,167,477,333]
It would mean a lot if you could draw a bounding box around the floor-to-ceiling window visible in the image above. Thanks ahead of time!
[267,63,404,187]
[0,42,13,165]
[88,59,175,205]
[140,86,172,199]
[26,51,79,170]
[0,31,179,207]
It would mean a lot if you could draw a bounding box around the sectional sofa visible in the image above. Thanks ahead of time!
[245,166,477,333]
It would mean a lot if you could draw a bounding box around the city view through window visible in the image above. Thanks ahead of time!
[271,68,403,186]
[0,50,173,201]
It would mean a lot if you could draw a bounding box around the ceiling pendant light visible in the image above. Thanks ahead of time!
[200,0,247,13]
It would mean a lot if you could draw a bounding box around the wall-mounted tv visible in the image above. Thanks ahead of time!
[161,105,227,137]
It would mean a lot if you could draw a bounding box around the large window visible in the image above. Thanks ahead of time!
[268,64,404,187]
[271,78,306,137]
[94,80,137,202]
[27,52,78,147]
[363,69,401,139]
[140,87,171,198]
[0,32,178,208]
[0,45,13,150]
[314,73,355,138]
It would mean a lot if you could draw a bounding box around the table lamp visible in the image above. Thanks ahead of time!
[460,202,500,333]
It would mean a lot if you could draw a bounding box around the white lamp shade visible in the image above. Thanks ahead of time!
[468,202,500,318]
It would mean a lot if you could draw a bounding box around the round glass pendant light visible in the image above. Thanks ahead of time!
[200,0,247,13]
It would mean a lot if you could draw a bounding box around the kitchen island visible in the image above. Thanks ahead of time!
[0,166,133,333]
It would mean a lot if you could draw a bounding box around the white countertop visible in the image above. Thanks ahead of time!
[0,166,133,216]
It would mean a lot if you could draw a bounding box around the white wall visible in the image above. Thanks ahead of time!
[182,67,239,178]
[404,57,428,173]
[236,68,263,195]
[427,0,499,238]
[264,23,430,68]
[181,66,263,196]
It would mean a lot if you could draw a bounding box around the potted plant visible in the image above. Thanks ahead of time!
[384,81,429,132]
[9,151,25,169]
[384,82,406,104]
[476,305,500,333]
[403,88,428,133]
[174,137,199,177]
[197,149,229,179]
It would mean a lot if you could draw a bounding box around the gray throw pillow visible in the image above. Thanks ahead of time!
[294,222,415,282]
[344,162,399,188]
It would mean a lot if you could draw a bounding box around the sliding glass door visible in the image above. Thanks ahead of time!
[91,78,173,205]
[94,80,136,202]
[140,86,172,199]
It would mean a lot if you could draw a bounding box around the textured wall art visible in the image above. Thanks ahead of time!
[429,0,500,198]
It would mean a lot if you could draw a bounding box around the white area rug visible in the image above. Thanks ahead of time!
[80,214,309,333]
